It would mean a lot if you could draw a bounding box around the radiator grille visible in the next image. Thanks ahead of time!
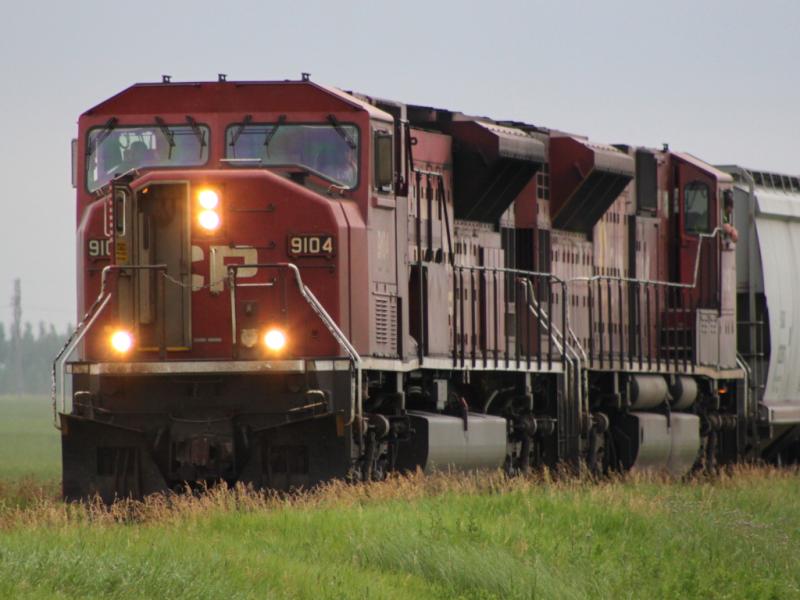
[374,294,397,355]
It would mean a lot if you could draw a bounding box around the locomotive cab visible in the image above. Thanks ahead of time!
[668,153,730,304]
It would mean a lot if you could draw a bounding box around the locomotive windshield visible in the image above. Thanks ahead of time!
[86,124,210,192]
[225,122,359,189]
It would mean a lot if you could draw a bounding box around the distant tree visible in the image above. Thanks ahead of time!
[0,323,7,392]
[0,323,6,364]
[0,321,68,395]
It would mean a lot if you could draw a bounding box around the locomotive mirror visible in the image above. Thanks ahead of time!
[71,138,78,189]
[113,188,127,235]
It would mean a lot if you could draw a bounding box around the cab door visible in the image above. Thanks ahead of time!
[132,182,192,350]
[674,158,718,308]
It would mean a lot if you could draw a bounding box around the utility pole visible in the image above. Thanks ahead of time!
[11,279,23,395]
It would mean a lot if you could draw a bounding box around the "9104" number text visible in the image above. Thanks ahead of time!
[288,235,335,257]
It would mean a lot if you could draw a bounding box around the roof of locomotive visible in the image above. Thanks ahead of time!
[673,152,733,183]
[82,77,739,183]
[81,78,393,121]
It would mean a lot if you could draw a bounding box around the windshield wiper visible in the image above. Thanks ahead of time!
[185,115,206,158]
[154,116,175,159]
[86,117,118,158]
[263,115,286,152]
[327,114,357,149]
[228,115,253,157]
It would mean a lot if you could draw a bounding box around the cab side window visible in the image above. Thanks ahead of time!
[684,181,710,234]
[374,131,393,193]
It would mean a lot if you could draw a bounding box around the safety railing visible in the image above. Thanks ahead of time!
[521,278,587,427]
[52,230,725,429]
[575,276,697,371]
[51,264,168,427]
[52,260,360,434]
[451,265,569,371]
[227,263,362,434]
[569,227,723,371]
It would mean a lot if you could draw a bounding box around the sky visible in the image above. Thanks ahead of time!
[0,0,797,332]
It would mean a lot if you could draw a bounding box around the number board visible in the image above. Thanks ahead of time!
[87,238,111,259]
[288,234,335,257]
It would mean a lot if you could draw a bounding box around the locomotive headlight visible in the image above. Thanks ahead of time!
[197,188,221,231]
[110,330,133,354]
[263,328,287,352]
[198,209,221,231]
[198,189,220,210]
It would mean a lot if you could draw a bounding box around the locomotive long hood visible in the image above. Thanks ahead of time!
[449,120,545,222]
[549,136,634,233]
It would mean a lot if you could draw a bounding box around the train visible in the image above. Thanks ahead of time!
[54,74,800,500]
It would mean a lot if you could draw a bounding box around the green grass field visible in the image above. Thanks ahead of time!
[0,396,798,599]
[0,395,60,481]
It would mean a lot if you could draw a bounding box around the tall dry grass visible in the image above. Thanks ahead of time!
[1,463,794,531]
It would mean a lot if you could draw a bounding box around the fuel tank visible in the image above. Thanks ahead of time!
[396,411,508,472]
[613,412,700,476]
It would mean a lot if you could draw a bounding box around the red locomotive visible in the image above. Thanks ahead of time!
[55,74,798,499]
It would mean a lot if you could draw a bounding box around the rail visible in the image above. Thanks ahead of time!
[522,278,588,430]
[450,265,569,371]
[569,228,723,370]
[579,276,697,371]
[51,264,168,428]
[736,352,752,421]
[446,264,590,435]
[52,261,361,435]
[227,263,363,434]
[52,228,726,431]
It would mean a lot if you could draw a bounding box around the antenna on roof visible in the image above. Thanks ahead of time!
[218,73,227,82]
[162,75,172,83]
[301,72,311,82]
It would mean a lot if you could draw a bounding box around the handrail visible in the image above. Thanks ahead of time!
[454,264,567,284]
[53,229,727,437]
[568,228,724,370]
[736,352,753,420]
[523,278,588,431]
[568,227,722,290]
[227,263,363,436]
[452,264,568,370]
[51,264,167,428]
[53,261,361,438]
[51,295,111,428]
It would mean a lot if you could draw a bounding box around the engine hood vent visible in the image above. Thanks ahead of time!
[549,136,634,232]
[449,120,546,222]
